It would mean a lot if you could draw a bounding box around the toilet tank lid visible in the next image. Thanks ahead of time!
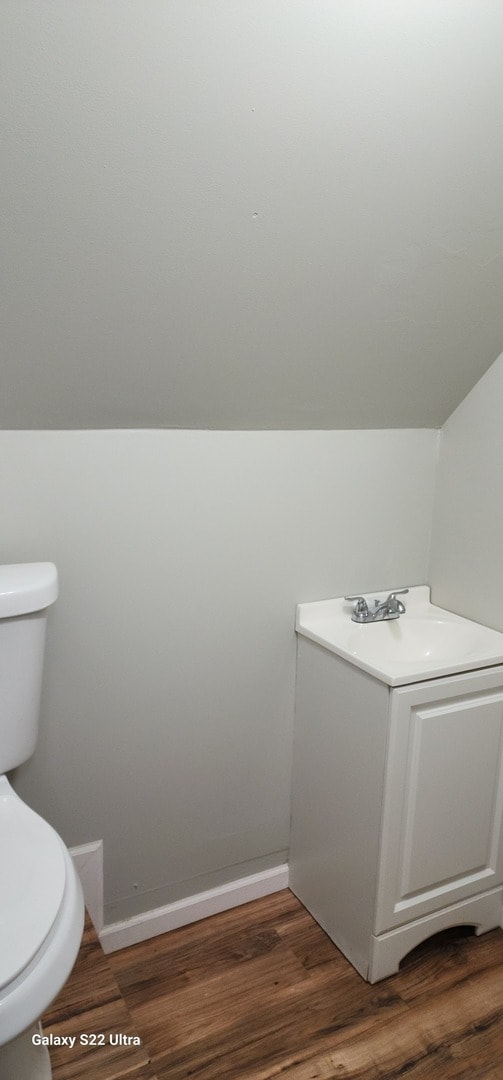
[0,563,58,618]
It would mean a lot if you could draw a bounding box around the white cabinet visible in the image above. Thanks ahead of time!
[289,637,503,982]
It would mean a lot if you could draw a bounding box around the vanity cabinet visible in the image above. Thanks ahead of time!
[289,637,503,982]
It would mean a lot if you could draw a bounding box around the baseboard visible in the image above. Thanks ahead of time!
[70,840,104,934]
[99,863,289,954]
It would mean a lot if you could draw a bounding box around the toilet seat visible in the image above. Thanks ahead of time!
[0,777,67,990]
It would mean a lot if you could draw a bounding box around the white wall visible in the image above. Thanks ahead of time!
[1,429,437,922]
[429,352,503,631]
[2,0,503,429]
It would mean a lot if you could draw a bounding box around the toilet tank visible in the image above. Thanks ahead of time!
[0,564,59,773]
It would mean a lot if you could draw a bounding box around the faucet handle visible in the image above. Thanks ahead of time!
[344,595,369,613]
[387,588,409,614]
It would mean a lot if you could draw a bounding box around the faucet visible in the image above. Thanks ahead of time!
[344,589,409,623]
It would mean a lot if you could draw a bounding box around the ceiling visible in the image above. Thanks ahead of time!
[2,1,503,430]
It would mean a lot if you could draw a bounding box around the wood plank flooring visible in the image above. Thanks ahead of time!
[44,891,503,1080]
[42,914,158,1079]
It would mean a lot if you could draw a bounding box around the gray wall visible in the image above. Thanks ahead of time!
[1,429,437,922]
[2,1,500,928]
[2,0,503,429]
[429,352,503,632]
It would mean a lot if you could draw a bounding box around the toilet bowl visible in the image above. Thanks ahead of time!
[0,778,84,1078]
[0,777,84,1042]
[0,563,85,1078]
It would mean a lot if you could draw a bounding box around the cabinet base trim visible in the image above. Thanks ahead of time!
[369,887,503,983]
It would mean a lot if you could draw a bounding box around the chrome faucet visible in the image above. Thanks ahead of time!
[344,589,409,623]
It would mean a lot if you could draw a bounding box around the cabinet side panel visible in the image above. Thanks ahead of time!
[289,637,389,978]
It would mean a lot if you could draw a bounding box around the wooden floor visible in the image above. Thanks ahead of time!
[44,890,503,1080]
[42,914,158,1080]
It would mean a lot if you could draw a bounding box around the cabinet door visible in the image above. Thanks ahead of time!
[375,669,503,934]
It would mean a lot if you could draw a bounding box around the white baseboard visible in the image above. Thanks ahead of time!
[70,840,104,934]
[99,863,289,954]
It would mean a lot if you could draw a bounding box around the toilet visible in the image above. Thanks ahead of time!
[0,563,84,1079]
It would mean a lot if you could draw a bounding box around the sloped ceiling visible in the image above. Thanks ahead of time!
[2,1,503,430]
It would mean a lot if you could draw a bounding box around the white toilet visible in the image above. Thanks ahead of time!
[0,564,84,1079]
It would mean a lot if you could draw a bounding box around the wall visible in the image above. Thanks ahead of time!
[1,429,437,923]
[429,352,503,631]
[3,0,503,430]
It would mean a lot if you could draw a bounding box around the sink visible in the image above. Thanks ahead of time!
[296,586,503,685]
[346,617,486,665]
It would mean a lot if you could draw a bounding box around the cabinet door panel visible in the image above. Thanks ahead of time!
[375,674,503,934]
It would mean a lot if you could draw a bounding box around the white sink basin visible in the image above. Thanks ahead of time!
[296,586,503,685]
